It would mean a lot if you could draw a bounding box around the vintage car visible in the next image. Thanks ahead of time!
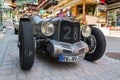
[18,15,106,70]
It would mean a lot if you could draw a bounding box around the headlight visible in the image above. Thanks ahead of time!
[82,26,91,37]
[41,22,55,36]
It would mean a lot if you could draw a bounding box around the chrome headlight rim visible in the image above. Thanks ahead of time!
[41,21,55,36]
[82,26,91,37]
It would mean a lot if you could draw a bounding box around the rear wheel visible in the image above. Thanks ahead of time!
[19,19,35,70]
[84,27,106,61]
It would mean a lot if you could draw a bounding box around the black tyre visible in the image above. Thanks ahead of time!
[19,19,35,70]
[14,28,18,34]
[84,27,106,61]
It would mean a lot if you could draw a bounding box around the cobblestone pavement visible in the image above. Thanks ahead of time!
[0,27,120,80]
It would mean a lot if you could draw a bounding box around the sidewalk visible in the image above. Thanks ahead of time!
[0,33,9,66]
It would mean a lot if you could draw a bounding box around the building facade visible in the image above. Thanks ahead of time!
[106,0,120,27]
[49,0,106,27]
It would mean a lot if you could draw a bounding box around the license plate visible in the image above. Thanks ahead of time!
[59,55,84,62]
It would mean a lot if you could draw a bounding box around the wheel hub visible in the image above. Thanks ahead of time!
[85,35,96,53]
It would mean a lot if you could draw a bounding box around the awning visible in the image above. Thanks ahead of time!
[9,3,17,8]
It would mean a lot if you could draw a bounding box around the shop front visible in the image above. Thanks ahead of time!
[55,0,98,17]
[70,0,106,27]
[106,0,120,28]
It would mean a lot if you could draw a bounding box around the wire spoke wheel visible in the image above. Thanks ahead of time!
[84,27,106,61]
[85,35,97,54]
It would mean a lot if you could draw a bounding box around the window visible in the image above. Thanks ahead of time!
[77,5,83,14]
[86,5,96,15]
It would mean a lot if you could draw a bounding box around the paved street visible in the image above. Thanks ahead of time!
[106,36,120,53]
[0,25,120,80]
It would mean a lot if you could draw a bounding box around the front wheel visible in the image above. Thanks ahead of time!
[84,27,106,61]
[19,18,35,70]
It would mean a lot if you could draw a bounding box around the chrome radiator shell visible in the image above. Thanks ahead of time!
[47,40,89,57]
